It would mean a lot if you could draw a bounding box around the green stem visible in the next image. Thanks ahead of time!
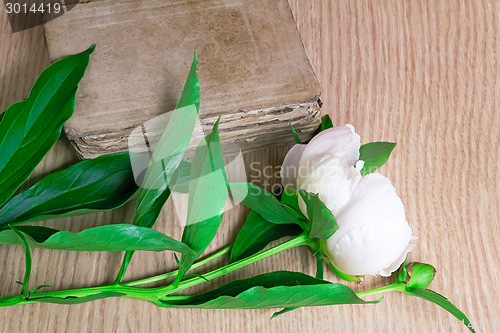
[0,285,155,307]
[113,251,133,285]
[355,282,405,298]
[122,245,232,287]
[0,283,194,308]
[0,234,311,307]
[158,233,312,297]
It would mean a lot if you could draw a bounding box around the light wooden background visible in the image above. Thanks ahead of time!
[1,1,499,332]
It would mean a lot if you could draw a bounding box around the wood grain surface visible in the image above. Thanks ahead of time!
[1,1,499,332]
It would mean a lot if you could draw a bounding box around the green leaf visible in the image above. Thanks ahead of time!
[115,52,200,283]
[32,291,125,304]
[174,119,228,285]
[30,285,52,293]
[134,51,200,229]
[272,250,325,318]
[299,190,338,239]
[405,287,476,333]
[0,153,138,227]
[281,188,302,214]
[281,187,307,221]
[288,122,302,144]
[0,224,194,253]
[230,211,302,263]
[133,104,199,229]
[132,55,199,228]
[175,50,200,111]
[271,307,297,319]
[229,182,305,228]
[184,119,227,232]
[359,142,396,176]
[159,271,375,309]
[320,115,334,131]
[0,45,95,207]
[169,160,192,194]
[184,273,209,282]
[9,226,58,242]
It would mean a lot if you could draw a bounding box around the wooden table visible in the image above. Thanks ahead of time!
[1,1,498,332]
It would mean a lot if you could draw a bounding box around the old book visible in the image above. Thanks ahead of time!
[43,0,321,159]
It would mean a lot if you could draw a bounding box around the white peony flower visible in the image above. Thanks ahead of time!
[281,125,415,277]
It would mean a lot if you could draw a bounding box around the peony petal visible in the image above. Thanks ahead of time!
[299,160,361,216]
[280,144,306,189]
[334,173,406,230]
[325,217,413,276]
[300,125,361,169]
[323,172,415,276]
[376,240,416,277]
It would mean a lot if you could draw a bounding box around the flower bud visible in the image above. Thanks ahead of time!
[405,262,436,288]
